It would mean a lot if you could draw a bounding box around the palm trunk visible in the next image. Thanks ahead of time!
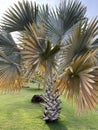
[42,65,61,122]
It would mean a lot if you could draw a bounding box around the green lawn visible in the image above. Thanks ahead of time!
[0,83,98,130]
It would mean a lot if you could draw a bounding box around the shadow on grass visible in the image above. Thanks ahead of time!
[46,120,68,130]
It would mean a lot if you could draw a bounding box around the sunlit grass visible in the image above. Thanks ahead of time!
[0,83,98,130]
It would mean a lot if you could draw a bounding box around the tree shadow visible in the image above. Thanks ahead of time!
[46,120,68,130]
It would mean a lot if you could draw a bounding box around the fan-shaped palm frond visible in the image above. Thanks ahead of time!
[45,0,86,44]
[59,18,98,71]
[39,4,50,24]
[55,51,98,113]
[1,31,15,43]
[20,23,60,79]
[0,32,23,93]
[0,52,23,93]
[0,32,18,55]
[1,1,38,32]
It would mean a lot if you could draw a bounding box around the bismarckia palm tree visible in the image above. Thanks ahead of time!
[0,0,98,122]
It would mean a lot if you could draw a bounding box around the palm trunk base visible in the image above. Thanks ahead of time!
[42,86,61,122]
